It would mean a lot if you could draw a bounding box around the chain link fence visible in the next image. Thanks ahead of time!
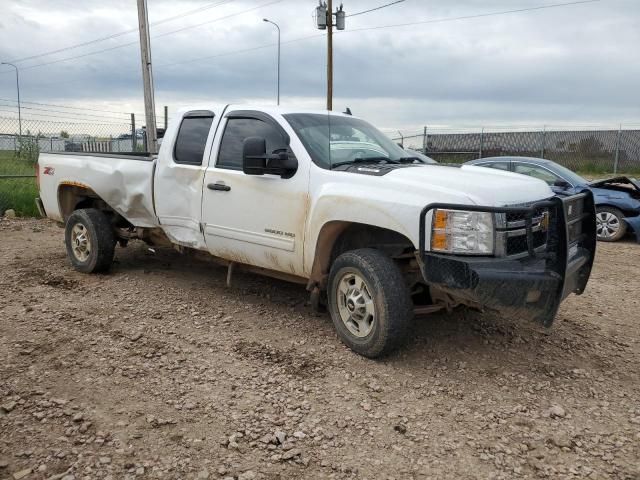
[392,126,640,174]
[3,116,640,217]
[0,116,140,217]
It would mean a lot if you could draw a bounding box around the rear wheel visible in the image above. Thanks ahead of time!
[596,206,626,242]
[327,248,412,358]
[65,208,115,273]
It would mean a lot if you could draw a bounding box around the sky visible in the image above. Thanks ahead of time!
[0,0,638,134]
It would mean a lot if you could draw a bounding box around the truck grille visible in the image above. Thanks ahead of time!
[505,229,548,256]
[497,201,552,257]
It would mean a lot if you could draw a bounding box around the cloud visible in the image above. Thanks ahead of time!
[0,0,638,131]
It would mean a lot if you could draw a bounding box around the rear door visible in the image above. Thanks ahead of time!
[200,110,310,276]
[154,110,219,249]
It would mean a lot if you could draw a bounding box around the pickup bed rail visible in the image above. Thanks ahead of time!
[44,151,155,161]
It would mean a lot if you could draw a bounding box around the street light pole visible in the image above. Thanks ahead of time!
[263,18,281,105]
[1,62,22,138]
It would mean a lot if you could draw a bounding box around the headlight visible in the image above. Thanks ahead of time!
[430,209,494,255]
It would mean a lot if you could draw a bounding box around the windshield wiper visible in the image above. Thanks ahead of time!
[331,157,400,169]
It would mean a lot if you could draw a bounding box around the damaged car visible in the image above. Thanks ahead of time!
[466,157,640,242]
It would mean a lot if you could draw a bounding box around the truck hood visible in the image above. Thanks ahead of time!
[385,164,554,206]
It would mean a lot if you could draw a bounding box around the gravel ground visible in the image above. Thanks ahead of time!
[1,218,639,480]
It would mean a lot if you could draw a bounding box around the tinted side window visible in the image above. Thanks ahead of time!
[514,163,559,185]
[483,161,509,171]
[174,116,214,165]
[217,118,286,170]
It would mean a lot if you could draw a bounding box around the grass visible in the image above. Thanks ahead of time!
[0,150,39,217]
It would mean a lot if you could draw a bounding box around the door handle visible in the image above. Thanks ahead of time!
[208,182,231,192]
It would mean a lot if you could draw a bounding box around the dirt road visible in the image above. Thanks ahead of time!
[1,218,639,480]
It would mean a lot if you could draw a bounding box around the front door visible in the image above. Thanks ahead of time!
[201,111,310,276]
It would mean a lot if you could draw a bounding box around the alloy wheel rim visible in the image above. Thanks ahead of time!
[596,212,620,238]
[71,223,91,262]
[336,271,375,338]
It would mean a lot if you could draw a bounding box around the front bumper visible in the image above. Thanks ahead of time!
[417,192,597,326]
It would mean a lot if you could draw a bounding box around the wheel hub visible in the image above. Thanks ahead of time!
[596,212,620,238]
[346,298,356,312]
[71,223,91,262]
[336,272,375,338]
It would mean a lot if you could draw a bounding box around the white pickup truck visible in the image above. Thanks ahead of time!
[36,105,597,357]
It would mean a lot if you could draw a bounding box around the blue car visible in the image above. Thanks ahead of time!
[465,156,640,242]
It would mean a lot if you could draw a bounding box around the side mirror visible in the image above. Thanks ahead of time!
[553,179,570,189]
[242,137,298,178]
[242,137,267,175]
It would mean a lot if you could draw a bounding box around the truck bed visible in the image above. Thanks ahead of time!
[38,152,158,227]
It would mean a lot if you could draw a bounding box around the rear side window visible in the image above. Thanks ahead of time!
[482,161,510,171]
[174,115,214,165]
[514,163,560,185]
[217,118,286,170]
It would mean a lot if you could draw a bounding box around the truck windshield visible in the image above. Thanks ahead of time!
[284,113,410,169]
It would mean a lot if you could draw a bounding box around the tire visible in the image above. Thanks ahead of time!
[327,248,413,358]
[596,206,627,242]
[64,208,115,273]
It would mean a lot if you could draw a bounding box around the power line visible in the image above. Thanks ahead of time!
[157,0,597,69]
[0,111,131,126]
[344,0,600,33]
[157,33,324,69]
[3,42,139,73]
[151,0,284,40]
[347,0,405,17]
[5,0,237,65]
[0,0,284,74]
[0,103,132,121]
[0,97,166,120]
[0,97,132,116]
[0,0,598,80]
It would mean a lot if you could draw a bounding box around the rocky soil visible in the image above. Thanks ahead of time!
[1,218,639,480]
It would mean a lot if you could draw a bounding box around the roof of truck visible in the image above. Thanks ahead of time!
[175,104,356,118]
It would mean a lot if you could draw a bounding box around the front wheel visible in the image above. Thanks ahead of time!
[65,208,115,273]
[327,249,413,358]
[596,206,627,242]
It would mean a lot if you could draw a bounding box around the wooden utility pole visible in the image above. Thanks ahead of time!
[137,0,158,154]
[327,0,333,111]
